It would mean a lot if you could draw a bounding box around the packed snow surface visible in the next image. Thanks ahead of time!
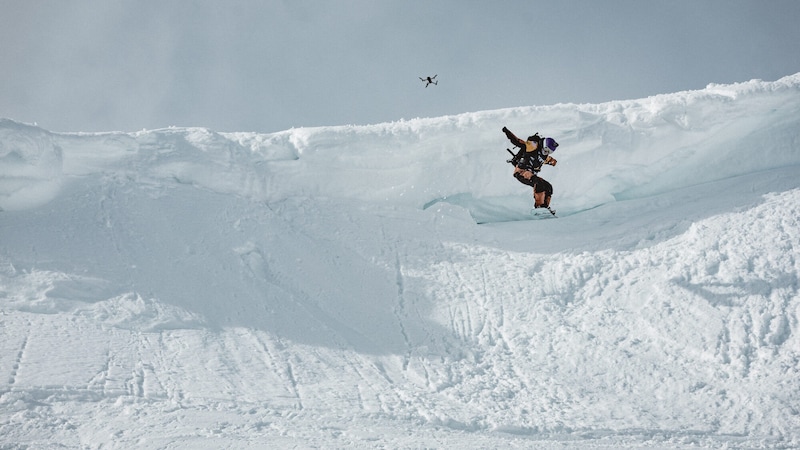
[2,74,800,448]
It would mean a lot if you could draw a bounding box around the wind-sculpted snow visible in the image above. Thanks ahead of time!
[1,75,800,448]
[0,120,63,211]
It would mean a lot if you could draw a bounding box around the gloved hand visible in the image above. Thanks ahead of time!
[547,157,557,166]
[502,126,508,133]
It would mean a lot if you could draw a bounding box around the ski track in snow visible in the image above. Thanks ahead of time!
[1,74,800,448]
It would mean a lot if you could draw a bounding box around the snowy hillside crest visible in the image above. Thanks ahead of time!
[1,74,800,448]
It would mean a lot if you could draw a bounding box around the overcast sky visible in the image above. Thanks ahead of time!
[3,0,800,133]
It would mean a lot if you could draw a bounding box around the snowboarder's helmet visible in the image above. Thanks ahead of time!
[545,138,559,152]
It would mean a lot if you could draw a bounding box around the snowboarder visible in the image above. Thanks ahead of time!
[420,75,438,87]
[502,126,558,214]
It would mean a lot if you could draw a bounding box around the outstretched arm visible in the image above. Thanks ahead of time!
[502,127,525,149]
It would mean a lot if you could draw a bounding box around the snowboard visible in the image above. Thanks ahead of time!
[530,207,557,219]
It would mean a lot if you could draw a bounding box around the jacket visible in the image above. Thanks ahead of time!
[502,127,557,173]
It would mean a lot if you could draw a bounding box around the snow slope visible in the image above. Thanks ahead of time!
[1,74,800,448]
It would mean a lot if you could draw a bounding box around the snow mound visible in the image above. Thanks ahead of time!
[1,74,800,448]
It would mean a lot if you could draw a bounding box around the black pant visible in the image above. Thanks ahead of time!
[514,172,553,196]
